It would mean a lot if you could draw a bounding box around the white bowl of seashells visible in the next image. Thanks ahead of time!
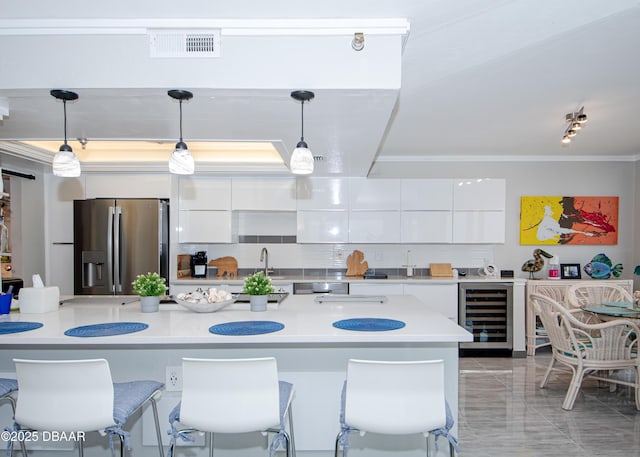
[175,287,236,313]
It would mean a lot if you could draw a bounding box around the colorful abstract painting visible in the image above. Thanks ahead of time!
[520,196,618,245]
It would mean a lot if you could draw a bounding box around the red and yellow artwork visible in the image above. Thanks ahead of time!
[520,196,618,245]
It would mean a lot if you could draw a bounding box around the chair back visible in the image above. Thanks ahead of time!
[14,358,115,431]
[180,357,280,433]
[530,293,578,358]
[344,359,446,435]
[567,283,633,309]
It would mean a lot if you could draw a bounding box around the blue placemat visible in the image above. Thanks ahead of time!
[209,320,284,336]
[333,318,406,332]
[64,322,149,337]
[0,321,43,335]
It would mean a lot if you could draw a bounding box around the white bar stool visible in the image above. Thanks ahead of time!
[0,378,27,457]
[13,358,165,457]
[168,357,296,457]
[335,359,458,457]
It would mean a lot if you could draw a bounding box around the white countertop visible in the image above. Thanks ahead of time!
[172,276,526,286]
[0,294,472,346]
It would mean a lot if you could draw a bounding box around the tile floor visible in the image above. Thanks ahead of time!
[458,349,640,457]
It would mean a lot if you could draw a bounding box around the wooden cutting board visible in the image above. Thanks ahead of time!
[430,263,453,278]
[177,254,191,278]
[346,250,369,277]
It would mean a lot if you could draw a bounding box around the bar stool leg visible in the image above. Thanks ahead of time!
[150,397,165,457]
[288,406,296,457]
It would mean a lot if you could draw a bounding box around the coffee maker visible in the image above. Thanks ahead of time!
[190,251,208,278]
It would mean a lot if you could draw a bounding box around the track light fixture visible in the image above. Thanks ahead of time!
[561,106,588,145]
[50,89,81,177]
[290,90,315,175]
[351,32,365,51]
[168,89,195,175]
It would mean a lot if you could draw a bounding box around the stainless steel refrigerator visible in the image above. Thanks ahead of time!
[73,199,169,295]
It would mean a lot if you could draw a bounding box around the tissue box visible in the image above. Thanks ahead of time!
[18,287,60,313]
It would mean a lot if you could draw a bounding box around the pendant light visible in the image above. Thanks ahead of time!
[290,90,315,175]
[50,89,81,177]
[168,89,195,175]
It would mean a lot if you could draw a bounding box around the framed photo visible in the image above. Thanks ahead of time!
[561,263,581,279]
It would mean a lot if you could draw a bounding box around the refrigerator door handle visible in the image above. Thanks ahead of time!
[113,206,122,293]
[107,206,115,294]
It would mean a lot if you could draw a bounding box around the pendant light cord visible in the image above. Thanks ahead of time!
[63,99,68,146]
[179,100,184,142]
[300,100,305,142]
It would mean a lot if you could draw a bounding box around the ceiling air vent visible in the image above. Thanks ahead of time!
[148,29,221,58]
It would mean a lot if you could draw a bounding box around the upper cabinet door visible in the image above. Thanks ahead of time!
[400,211,452,243]
[349,211,401,243]
[297,210,349,243]
[179,177,231,210]
[401,179,453,210]
[453,178,505,210]
[452,211,505,243]
[296,178,348,210]
[348,178,401,210]
[232,178,297,211]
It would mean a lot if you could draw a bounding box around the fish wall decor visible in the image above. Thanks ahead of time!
[583,253,623,279]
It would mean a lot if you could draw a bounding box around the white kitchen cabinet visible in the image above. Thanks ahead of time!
[348,178,400,210]
[401,179,453,210]
[296,178,348,210]
[85,174,170,199]
[179,177,231,210]
[348,211,401,243]
[349,282,404,296]
[403,283,458,321]
[400,211,452,243]
[232,178,296,211]
[178,210,235,243]
[452,210,505,243]
[297,210,348,243]
[453,178,505,211]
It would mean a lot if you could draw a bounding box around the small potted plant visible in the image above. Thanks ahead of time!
[132,272,167,313]
[243,271,274,312]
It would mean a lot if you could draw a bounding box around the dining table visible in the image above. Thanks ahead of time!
[581,300,640,322]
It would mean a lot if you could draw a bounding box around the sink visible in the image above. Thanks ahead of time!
[234,293,289,304]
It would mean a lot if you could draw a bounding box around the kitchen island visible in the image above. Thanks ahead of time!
[0,294,471,457]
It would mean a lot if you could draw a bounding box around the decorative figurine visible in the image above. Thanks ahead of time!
[521,249,554,279]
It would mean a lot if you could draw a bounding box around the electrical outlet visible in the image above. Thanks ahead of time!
[165,366,182,391]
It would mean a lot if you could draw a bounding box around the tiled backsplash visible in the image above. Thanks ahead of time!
[179,243,495,273]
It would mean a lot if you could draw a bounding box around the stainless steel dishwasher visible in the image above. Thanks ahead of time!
[293,282,349,295]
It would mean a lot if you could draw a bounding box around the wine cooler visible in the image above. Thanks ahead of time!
[459,283,513,351]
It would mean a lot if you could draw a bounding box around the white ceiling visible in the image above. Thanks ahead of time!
[0,0,639,177]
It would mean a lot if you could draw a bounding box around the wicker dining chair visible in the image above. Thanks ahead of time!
[531,292,640,410]
[566,283,634,310]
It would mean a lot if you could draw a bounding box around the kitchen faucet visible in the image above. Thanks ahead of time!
[260,247,272,276]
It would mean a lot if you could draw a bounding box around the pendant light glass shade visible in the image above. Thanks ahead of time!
[290,90,315,175]
[168,89,194,175]
[50,89,81,177]
[169,141,195,175]
[290,140,314,175]
[52,144,81,177]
